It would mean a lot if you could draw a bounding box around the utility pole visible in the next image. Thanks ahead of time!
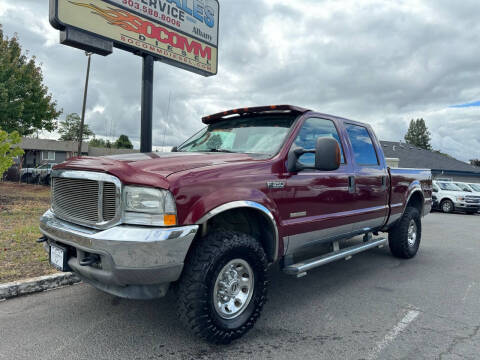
[78,52,92,156]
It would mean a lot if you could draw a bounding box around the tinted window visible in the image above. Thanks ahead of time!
[292,117,345,166]
[345,124,379,166]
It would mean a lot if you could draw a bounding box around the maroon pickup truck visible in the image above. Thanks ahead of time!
[39,105,432,343]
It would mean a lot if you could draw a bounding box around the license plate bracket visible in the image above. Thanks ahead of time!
[50,244,68,271]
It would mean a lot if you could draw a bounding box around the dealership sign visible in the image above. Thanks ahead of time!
[49,0,219,76]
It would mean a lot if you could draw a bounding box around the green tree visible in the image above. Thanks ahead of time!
[404,118,432,150]
[89,137,112,148]
[0,129,23,177]
[0,25,62,135]
[58,113,94,141]
[114,135,133,149]
[470,159,480,167]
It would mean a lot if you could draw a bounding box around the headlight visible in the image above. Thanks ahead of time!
[123,186,177,226]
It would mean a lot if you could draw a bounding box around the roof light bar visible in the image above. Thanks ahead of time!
[202,105,310,124]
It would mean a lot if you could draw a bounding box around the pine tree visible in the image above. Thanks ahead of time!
[404,118,432,150]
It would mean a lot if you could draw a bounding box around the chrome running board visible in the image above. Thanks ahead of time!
[283,237,388,277]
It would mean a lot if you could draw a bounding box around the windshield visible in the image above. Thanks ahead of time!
[469,183,480,192]
[436,182,462,191]
[177,115,297,155]
[453,183,472,192]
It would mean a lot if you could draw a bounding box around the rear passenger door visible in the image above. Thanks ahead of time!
[344,123,389,232]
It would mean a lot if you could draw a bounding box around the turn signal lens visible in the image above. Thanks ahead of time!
[163,214,177,226]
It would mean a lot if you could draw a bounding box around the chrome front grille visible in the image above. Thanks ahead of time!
[51,171,121,229]
[103,182,117,221]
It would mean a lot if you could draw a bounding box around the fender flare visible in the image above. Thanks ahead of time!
[404,183,425,214]
[196,200,280,262]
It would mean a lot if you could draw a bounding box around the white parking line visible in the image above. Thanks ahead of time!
[462,282,475,303]
[366,309,420,360]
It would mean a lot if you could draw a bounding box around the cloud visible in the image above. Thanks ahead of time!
[1,0,479,162]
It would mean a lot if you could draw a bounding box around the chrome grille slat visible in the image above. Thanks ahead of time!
[103,183,117,221]
[52,175,120,228]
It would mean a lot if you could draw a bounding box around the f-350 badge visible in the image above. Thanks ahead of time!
[267,181,285,189]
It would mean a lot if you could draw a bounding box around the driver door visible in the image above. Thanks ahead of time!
[278,117,356,255]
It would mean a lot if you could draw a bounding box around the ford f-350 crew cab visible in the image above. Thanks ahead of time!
[39,105,432,343]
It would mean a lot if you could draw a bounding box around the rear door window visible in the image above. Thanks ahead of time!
[345,124,379,166]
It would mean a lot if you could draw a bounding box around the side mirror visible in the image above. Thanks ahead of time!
[171,146,178,152]
[287,137,341,172]
[315,137,341,171]
[432,188,438,193]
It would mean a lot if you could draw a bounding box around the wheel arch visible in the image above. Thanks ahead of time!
[195,201,280,263]
[405,189,424,215]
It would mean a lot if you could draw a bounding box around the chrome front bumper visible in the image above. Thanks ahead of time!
[39,210,198,299]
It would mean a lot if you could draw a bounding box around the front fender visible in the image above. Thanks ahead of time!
[183,187,281,226]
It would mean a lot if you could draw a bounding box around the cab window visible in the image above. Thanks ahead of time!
[345,124,379,166]
[292,117,345,167]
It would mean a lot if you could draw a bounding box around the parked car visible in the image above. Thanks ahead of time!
[20,166,37,183]
[466,183,480,193]
[32,163,57,185]
[20,163,56,184]
[432,180,480,214]
[452,181,480,195]
[39,105,432,343]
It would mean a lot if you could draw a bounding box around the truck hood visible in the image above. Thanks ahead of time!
[54,152,259,188]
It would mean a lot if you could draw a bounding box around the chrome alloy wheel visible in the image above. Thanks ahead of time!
[213,259,254,320]
[407,220,417,247]
[442,201,453,213]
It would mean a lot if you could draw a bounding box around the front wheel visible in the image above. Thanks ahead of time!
[441,199,454,213]
[388,207,421,259]
[177,230,268,344]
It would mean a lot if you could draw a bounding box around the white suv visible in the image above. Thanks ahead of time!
[432,181,480,214]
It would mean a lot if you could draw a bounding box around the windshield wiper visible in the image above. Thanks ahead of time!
[207,148,237,153]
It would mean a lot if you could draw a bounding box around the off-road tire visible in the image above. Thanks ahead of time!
[388,207,421,259]
[440,199,454,213]
[177,229,268,344]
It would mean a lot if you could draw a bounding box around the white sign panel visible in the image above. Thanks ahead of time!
[108,0,219,46]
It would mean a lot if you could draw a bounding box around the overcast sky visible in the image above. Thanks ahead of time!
[1,0,479,161]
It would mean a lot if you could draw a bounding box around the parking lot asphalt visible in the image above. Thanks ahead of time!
[1,212,479,360]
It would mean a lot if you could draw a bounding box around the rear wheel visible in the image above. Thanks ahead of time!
[441,199,454,213]
[177,229,268,344]
[388,207,421,259]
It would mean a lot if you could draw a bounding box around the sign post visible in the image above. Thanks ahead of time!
[49,0,219,152]
[141,54,154,153]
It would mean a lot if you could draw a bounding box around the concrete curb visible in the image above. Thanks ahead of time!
[0,273,81,300]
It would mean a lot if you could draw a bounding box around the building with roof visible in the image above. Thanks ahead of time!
[381,141,480,182]
[20,138,89,168]
[18,138,140,168]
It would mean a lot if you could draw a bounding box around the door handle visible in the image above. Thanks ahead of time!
[348,176,356,193]
[381,175,387,190]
